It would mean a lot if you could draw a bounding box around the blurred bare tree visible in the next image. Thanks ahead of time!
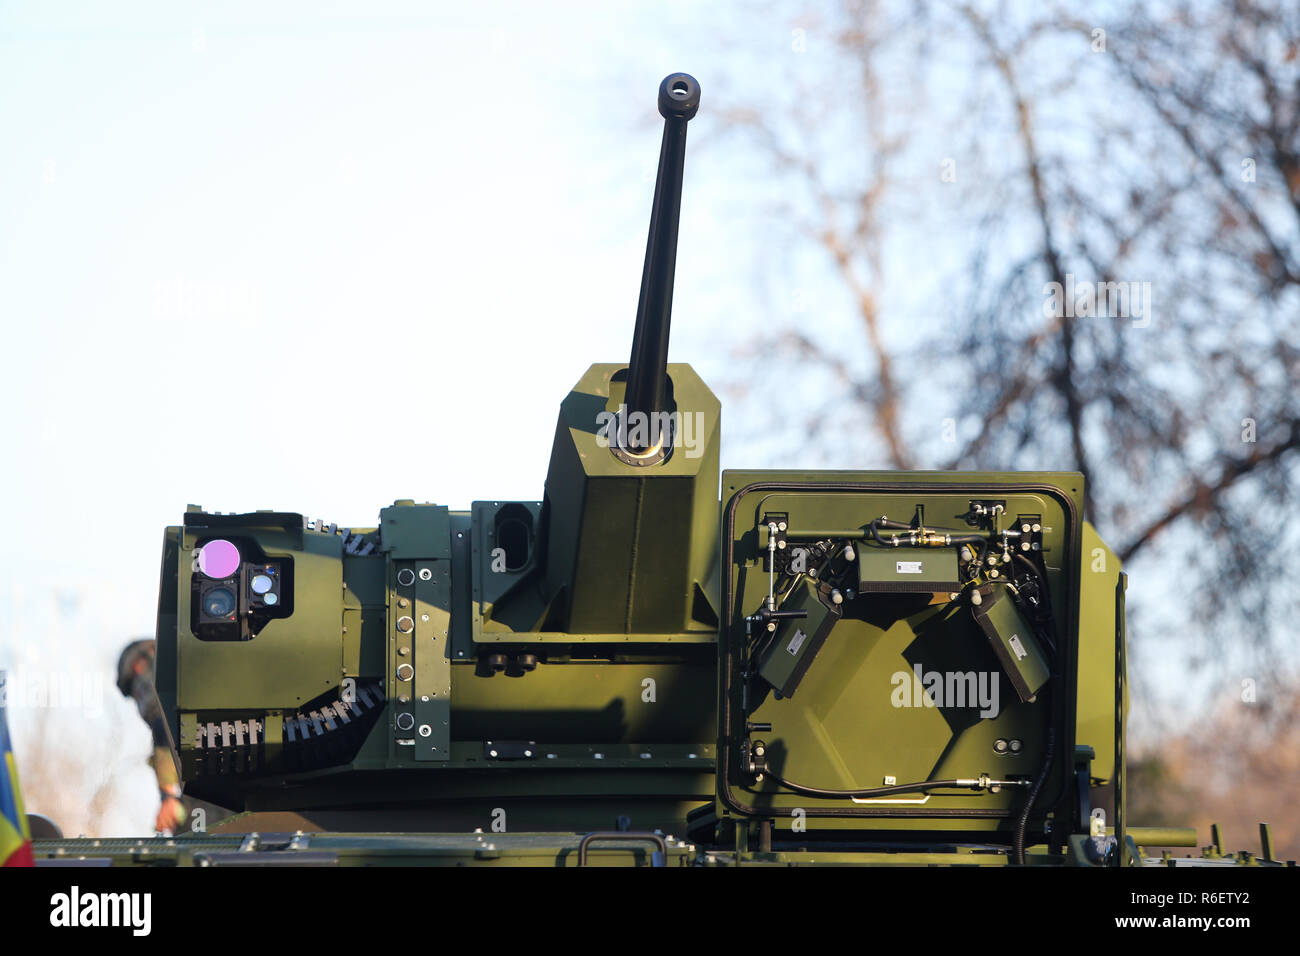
[717,0,1300,677]
[17,703,126,837]
[1128,674,1300,860]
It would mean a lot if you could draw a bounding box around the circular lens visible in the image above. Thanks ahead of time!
[250,574,274,595]
[263,592,279,606]
[203,587,236,618]
[198,540,241,579]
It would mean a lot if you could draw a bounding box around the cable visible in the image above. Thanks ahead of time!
[759,774,1016,800]
[1013,722,1056,864]
[1001,553,1060,863]
[1011,552,1059,655]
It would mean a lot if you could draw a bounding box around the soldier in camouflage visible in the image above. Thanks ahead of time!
[116,639,188,834]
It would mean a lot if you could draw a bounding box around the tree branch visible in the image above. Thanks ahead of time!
[1118,418,1300,562]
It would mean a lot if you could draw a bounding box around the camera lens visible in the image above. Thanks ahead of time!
[250,573,274,595]
[203,587,236,618]
[198,539,241,579]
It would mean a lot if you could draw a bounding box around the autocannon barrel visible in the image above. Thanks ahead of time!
[624,73,700,450]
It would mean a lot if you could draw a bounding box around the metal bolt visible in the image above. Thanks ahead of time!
[419,568,433,581]
[418,725,432,737]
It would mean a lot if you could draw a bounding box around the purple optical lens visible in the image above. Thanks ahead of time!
[198,539,241,579]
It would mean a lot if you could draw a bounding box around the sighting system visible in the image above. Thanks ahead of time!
[148,74,1137,865]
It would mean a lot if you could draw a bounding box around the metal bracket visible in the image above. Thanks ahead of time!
[484,740,537,760]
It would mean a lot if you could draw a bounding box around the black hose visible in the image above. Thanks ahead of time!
[762,775,980,800]
[1030,551,1057,620]
[1011,552,1058,655]
[1013,722,1055,864]
[1003,551,1060,864]
[873,517,912,530]
[1012,552,1050,605]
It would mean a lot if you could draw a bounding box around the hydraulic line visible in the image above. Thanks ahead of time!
[762,774,1030,800]
[1013,721,1056,864]
[867,517,986,549]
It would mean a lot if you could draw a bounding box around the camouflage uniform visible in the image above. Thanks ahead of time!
[117,639,227,835]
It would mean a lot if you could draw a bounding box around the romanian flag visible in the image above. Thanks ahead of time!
[1,673,34,867]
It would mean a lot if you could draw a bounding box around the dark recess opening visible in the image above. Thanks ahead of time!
[494,504,534,572]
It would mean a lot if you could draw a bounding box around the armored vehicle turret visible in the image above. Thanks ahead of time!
[34,74,1278,867]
